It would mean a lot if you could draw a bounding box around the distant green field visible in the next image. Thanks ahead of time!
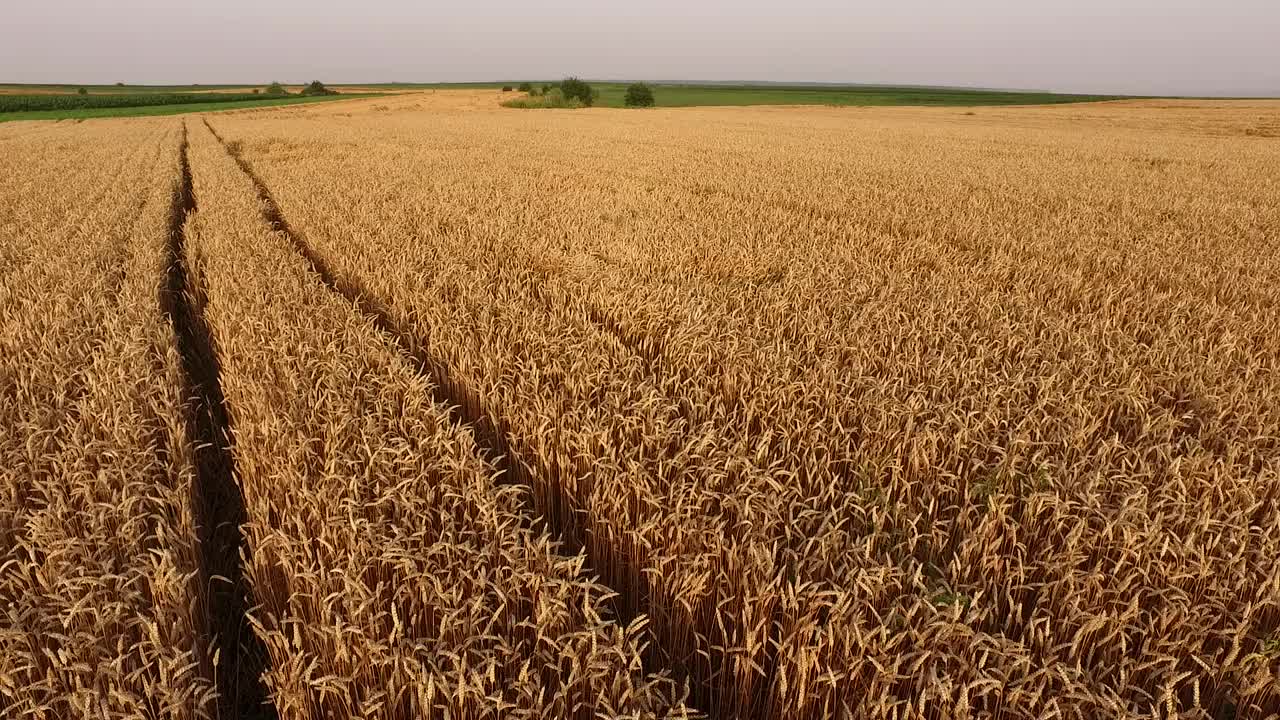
[0,92,278,113]
[0,83,255,95]
[0,94,370,123]
[591,83,1123,108]
[396,81,1126,108]
[0,81,1127,119]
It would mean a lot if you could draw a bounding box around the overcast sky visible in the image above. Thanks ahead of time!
[3,0,1278,96]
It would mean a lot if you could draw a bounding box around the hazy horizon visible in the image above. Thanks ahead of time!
[4,0,1278,97]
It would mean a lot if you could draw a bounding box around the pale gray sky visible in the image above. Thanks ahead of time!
[3,0,1278,96]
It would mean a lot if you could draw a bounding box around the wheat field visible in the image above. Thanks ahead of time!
[1,92,1278,719]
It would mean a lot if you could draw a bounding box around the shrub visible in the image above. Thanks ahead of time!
[541,83,553,94]
[502,86,514,92]
[265,82,289,96]
[77,87,88,96]
[253,89,260,94]
[501,89,584,109]
[300,81,336,96]
[115,82,124,87]
[517,82,533,92]
[559,77,595,107]
[624,82,655,108]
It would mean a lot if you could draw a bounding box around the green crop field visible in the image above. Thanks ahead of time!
[588,82,1125,107]
[402,81,1127,108]
[0,83,256,94]
[0,93,375,123]
[0,81,1126,114]
[0,93,277,113]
